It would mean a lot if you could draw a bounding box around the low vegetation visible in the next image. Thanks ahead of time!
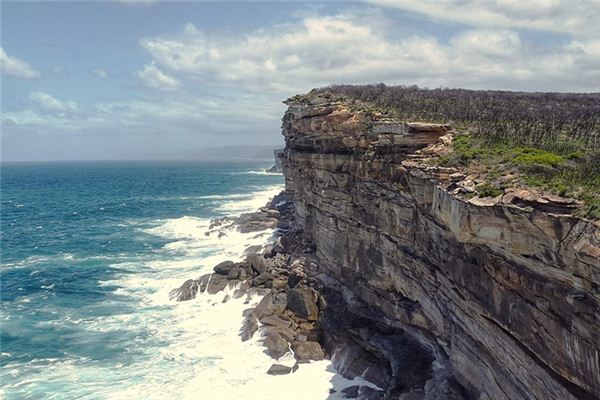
[313,84,600,219]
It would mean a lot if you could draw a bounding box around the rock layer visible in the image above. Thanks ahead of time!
[280,93,600,400]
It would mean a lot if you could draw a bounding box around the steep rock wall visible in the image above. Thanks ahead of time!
[280,94,600,400]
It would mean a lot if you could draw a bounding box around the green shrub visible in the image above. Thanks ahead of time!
[513,148,565,168]
[476,183,503,198]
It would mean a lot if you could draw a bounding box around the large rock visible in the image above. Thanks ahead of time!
[169,279,199,301]
[240,309,258,341]
[206,274,228,294]
[286,288,319,320]
[253,272,275,287]
[255,292,287,319]
[267,364,292,375]
[291,340,324,361]
[213,260,235,275]
[246,253,269,275]
[261,327,290,359]
[259,314,292,330]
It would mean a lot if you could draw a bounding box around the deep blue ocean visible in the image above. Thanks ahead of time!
[0,161,294,399]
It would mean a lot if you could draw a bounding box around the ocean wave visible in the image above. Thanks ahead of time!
[215,185,283,215]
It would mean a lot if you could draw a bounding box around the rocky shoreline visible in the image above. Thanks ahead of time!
[170,192,429,399]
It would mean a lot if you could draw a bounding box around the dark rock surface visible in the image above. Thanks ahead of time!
[287,288,319,320]
[267,363,292,375]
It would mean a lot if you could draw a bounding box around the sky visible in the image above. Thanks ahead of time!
[1,1,599,162]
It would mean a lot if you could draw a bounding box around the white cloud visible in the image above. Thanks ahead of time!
[92,68,108,79]
[138,15,600,93]
[0,47,41,79]
[367,0,600,37]
[29,92,78,113]
[135,61,180,91]
[450,30,522,58]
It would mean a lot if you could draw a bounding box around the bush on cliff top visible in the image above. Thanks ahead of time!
[310,84,600,219]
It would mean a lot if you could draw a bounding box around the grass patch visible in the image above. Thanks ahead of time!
[433,134,599,219]
[476,183,504,198]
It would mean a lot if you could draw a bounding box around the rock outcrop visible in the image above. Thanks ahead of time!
[280,93,600,400]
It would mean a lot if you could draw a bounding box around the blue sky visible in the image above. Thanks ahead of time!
[2,1,599,161]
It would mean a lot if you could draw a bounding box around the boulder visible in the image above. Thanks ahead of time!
[287,288,319,320]
[169,279,199,302]
[247,253,269,275]
[213,260,235,275]
[287,268,306,288]
[206,274,228,294]
[267,364,292,376]
[255,292,287,319]
[253,272,275,287]
[261,328,290,359]
[291,341,325,361]
[240,309,258,341]
[227,265,241,280]
[259,315,292,330]
[197,274,211,293]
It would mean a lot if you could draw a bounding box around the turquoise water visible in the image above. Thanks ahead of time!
[0,161,286,399]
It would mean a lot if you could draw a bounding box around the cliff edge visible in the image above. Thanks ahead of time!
[280,92,600,399]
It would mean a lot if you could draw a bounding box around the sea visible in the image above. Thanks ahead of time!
[0,161,366,400]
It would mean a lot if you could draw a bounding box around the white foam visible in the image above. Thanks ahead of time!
[215,185,282,215]
[3,182,363,399]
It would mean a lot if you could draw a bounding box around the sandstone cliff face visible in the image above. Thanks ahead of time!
[280,94,600,400]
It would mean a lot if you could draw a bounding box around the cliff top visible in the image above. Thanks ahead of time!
[285,85,600,220]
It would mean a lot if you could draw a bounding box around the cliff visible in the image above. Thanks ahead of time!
[280,93,600,399]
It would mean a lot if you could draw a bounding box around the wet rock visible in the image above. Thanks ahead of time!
[287,288,319,320]
[206,274,228,294]
[227,265,241,280]
[291,340,324,361]
[169,278,205,301]
[197,274,211,293]
[240,320,258,342]
[232,280,252,299]
[213,260,235,275]
[267,363,292,375]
